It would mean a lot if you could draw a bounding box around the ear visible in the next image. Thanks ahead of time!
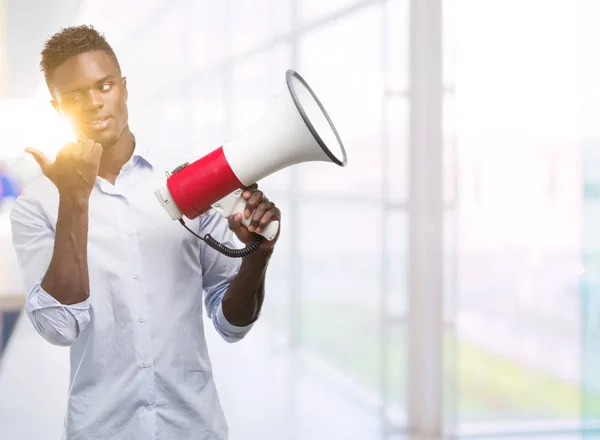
[51,99,62,115]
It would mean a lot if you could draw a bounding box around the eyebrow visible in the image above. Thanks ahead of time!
[62,75,117,95]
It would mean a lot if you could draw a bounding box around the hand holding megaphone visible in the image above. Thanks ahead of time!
[214,184,280,242]
[154,69,347,257]
[225,184,281,247]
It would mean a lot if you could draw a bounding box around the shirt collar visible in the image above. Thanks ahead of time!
[130,132,154,169]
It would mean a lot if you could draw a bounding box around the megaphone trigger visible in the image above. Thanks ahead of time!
[212,189,280,241]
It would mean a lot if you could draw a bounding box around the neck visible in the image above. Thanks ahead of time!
[98,126,135,184]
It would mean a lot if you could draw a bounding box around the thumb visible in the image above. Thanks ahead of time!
[228,212,251,242]
[228,212,244,234]
[24,147,52,174]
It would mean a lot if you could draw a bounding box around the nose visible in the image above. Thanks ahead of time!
[83,89,104,111]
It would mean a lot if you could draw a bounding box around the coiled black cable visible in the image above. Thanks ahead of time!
[179,218,263,258]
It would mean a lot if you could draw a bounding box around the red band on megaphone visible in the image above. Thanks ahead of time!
[166,146,244,220]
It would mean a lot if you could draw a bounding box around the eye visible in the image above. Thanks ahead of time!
[100,83,113,92]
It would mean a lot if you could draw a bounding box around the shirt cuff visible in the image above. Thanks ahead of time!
[29,286,91,324]
[216,301,256,335]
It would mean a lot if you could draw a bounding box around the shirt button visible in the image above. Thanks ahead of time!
[142,362,149,368]
[126,230,132,236]
[138,317,144,323]
[132,274,138,280]
[146,406,153,411]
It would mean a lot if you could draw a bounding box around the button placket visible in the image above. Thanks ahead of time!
[121,195,156,413]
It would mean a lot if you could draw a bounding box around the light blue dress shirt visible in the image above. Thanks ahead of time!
[10,137,255,440]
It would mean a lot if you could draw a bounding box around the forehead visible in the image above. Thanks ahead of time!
[50,50,120,94]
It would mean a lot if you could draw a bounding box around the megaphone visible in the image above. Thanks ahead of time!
[154,69,347,257]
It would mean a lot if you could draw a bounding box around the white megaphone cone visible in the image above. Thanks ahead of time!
[223,70,347,183]
[154,69,347,258]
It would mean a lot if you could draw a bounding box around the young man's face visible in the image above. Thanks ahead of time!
[49,50,128,148]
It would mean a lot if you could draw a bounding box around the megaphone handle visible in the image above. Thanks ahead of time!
[212,189,280,241]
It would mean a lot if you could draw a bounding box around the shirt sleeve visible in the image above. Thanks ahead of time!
[9,191,91,347]
[199,210,255,343]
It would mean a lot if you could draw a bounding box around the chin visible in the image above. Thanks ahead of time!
[82,130,119,148]
[99,133,120,148]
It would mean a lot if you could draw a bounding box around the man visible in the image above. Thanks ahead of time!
[10,25,279,439]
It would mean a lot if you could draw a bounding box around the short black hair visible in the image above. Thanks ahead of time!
[40,25,121,86]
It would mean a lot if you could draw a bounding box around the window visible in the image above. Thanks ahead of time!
[450,0,586,431]
[123,2,186,97]
[189,72,227,154]
[297,4,384,199]
[259,197,293,337]
[384,0,409,92]
[299,0,364,25]
[230,0,291,55]
[297,201,405,411]
[230,44,293,194]
[189,0,229,71]
[384,97,408,204]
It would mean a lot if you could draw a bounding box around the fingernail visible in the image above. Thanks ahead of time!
[256,227,262,233]
[243,191,250,198]
[244,209,250,217]
[235,213,242,221]
[248,226,255,232]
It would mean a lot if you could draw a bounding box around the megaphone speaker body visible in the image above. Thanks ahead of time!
[154,69,346,249]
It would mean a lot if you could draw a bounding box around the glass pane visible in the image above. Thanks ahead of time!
[383,324,407,426]
[75,0,165,47]
[298,201,387,403]
[383,209,408,425]
[189,0,229,70]
[580,1,600,429]
[444,207,459,431]
[384,0,409,92]
[385,97,408,204]
[444,208,458,326]
[452,0,584,428]
[189,72,227,154]
[443,94,457,206]
[580,0,600,140]
[299,0,362,25]
[230,44,293,194]
[581,138,600,428]
[131,92,185,152]
[124,2,186,97]
[230,0,291,56]
[297,4,384,198]
[385,209,408,318]
[260,196,292,337]
[442,0,456,89]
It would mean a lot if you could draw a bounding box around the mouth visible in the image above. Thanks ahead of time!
[85,116,111,131]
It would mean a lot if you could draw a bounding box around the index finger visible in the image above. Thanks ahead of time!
[242,183,258,198]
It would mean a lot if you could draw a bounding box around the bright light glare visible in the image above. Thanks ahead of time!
[0,87,75,164]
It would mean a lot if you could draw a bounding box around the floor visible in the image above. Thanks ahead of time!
[0,310,597,440]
